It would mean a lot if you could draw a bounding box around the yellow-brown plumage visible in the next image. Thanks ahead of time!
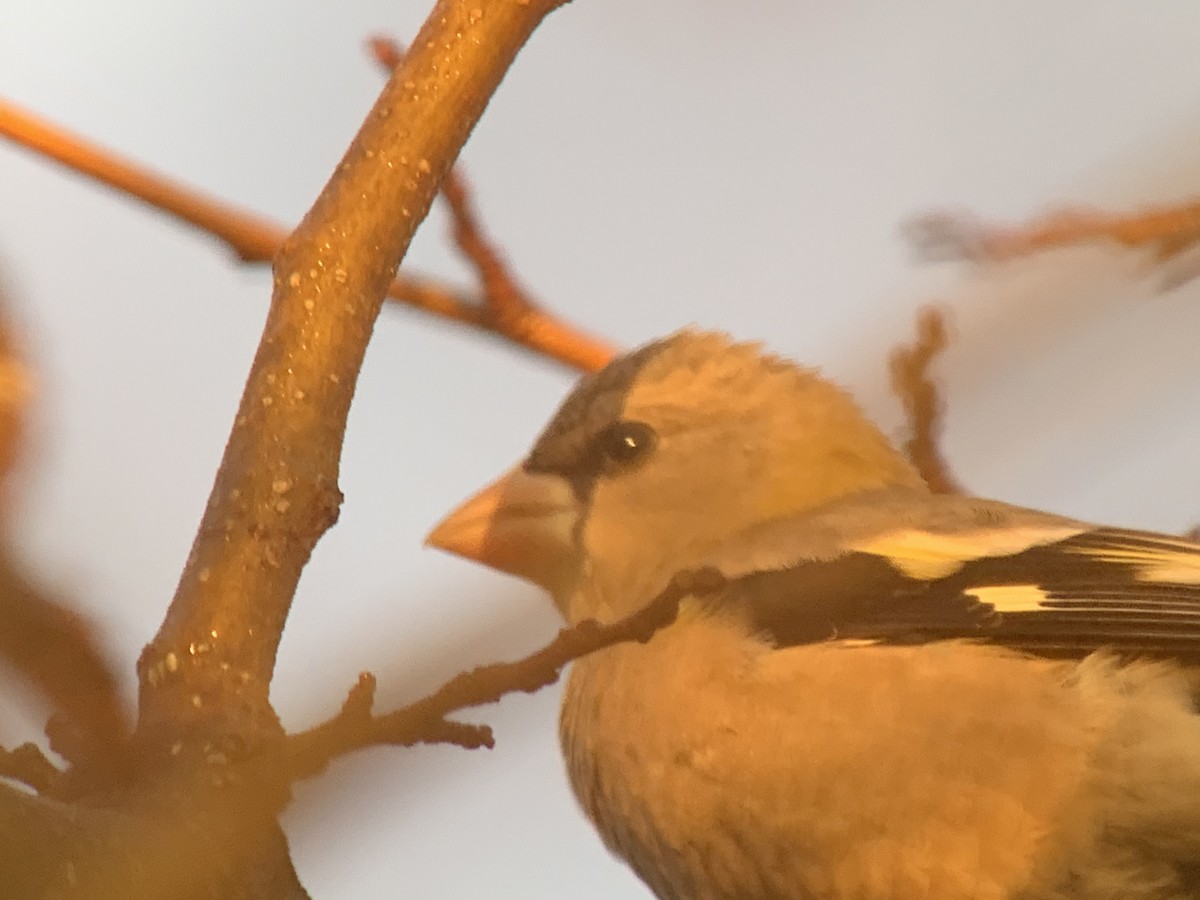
[429,330,1200,899]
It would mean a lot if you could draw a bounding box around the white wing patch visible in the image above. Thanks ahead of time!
[1069,536,1200,585]
[963,584,1049,614]
[830,638,882,649]
[852,524,1084,580]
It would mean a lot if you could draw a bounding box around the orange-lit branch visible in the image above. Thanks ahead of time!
[0,96,614,373]
[889,307,962,494]
[288,568,726,773]
[909,201,1200,266]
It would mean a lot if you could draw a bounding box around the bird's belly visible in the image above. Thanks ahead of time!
[559,617,1200,900]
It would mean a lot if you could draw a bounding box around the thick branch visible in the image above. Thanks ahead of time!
[288,568,727,778]
[136,0,574,750]
[0,96,613,373]
[0,777,307,900]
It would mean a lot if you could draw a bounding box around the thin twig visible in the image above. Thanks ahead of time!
[370,36,611,364]
[0,96,614,373]
[440,170,536,322]
[287,568,727,779]
[888,307,962,494]
[907,201,1200,266]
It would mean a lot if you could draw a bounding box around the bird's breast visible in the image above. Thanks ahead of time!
[557,616,1200,899]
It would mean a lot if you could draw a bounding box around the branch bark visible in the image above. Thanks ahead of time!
[0,779,307,900]
[138,0,575,751]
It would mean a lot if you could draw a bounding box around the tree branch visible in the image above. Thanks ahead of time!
[888,306,962,494]
[369,35,607,370]
[0,743,61,795]
[0,96,613,373]
[135,0,576,752]
[0,552,133,786]
[907,200,1200,267]
[1,2,611,895]
[0,776,309,900]
[0,284,130,789]
[287,568,727,779]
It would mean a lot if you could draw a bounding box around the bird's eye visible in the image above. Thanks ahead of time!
[596,421,657,471]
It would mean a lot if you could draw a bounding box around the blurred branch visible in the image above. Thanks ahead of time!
[888,306,962,494]
[288,568,727,778]
[0,317,29,486]
[0,551,131,784]
[903,192,1200,488]
[0,742,61,794]
[0,96,613,373]
[0,776,307,900]
[908,200,1200,268]
[0,284,130,788]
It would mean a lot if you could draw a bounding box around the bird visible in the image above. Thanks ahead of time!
[427,328,1200,900]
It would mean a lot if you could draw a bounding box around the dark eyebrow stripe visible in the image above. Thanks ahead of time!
[523,338,667,496]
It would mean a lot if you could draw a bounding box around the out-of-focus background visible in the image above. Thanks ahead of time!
[3,2,1200,896]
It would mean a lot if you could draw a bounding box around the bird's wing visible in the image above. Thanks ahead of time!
[709,490,1200,662]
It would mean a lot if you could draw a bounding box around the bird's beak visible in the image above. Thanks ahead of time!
[426,466,581,595]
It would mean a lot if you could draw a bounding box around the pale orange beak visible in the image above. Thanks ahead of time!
[426,466,581,595]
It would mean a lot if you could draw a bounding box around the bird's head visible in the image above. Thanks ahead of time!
[427,329,923,621]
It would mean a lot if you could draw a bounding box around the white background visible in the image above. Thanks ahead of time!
[4,2,1200,896]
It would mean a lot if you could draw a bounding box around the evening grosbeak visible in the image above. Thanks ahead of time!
[427,329,1200,900]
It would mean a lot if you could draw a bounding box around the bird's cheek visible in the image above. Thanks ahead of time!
[426,467,581,594]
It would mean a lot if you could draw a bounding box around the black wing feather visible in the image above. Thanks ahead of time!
[718,527,1200,662]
